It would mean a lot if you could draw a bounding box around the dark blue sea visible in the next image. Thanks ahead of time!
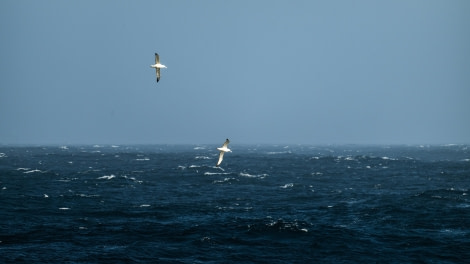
[1,144,469,263]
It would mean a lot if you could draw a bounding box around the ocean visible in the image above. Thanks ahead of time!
[0,144,469,263]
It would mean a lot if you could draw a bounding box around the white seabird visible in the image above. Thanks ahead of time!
[150,53,167,82]
[216,139,231,167]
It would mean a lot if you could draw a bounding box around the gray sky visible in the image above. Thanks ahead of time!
[1,0,469,145]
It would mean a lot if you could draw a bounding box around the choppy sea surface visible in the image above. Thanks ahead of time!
[0,144,469,263]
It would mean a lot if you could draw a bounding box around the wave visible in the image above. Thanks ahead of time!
[77,193,100,198]
[195,156,211,160]
[204,172,231,176]
[266,151,292,155]
[280,183,294,189]
[23,169,46,174]
[239,172,268,179]
[123,175,142,184]
[247,218,310,234]
[97,174,115,180]
[213,177,238,184]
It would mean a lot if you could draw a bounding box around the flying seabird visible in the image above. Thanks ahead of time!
[216,139,231,167]
[150,53,167,82]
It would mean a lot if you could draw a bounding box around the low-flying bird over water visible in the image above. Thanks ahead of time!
[216,139,231,167]
[150,53,167,82]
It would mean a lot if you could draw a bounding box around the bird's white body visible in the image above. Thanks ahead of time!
[216,139,231,167]
[150,63,167,69]
[217,146,231,153]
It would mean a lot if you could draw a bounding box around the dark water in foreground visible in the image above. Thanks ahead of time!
[0,144,469,263]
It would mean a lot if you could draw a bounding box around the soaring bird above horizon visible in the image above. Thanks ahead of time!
[216,139,231,167]
[150,53,167,82]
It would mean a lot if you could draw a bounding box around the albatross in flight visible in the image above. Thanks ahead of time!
[150,53,167,82]
[216,139,231,167]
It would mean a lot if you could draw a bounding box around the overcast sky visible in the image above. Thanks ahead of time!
[1,0,469,145]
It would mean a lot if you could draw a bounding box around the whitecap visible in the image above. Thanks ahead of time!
[135,158,150,161]
[439,228,466,236]
[139,204,151,207]
[57,179,71,182]
[200,236,212,242]
[59,146,68,150]
[98,174,115,180]
[23,169,44,174]
[280,183,294,188]
[204,172,231,176]
[0,153,7,158]
[213,177,237,184]
[195,156,211,160]
[44,194,49,198]
[194,146,206,150]
[123,176,142,184]
[59,207,70,210]
[17,168,30,171]
[267,151,292,155]
[78,194,99,198]
[239,172,268,178]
